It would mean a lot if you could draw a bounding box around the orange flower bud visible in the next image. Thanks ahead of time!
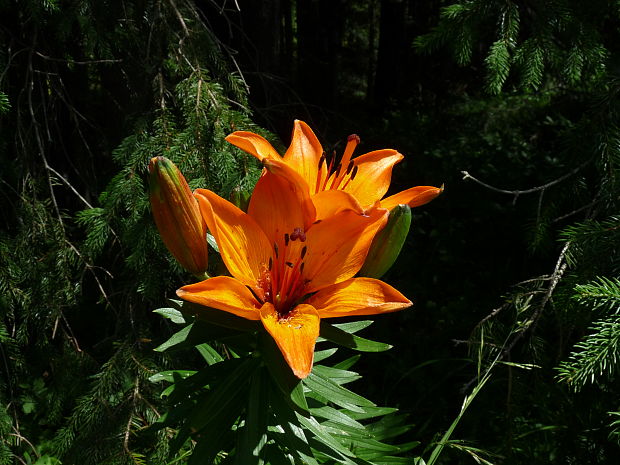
[149,156,209,276]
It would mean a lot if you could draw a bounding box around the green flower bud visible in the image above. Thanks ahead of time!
[359,204,412,279]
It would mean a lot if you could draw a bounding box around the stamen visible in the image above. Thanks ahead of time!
[346,160,354,175]
[274,243,279,258]
[290,227,305,242]
[329,134,360,190]
[285,261,294,268]
[316,151,328,194]
[300,262,305,273]
[301,246,307,259]
[351,165,359,180]
[334,162,342,178]
[321,151,337,192]
[284,233,290,246]
[268,257,273,271]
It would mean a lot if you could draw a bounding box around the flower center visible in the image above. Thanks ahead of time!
[255,227,310,318]
[315,134,360,194]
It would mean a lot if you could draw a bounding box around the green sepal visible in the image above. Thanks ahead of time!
[358,204,412,279]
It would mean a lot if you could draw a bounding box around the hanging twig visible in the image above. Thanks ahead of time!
[461,157,592,204]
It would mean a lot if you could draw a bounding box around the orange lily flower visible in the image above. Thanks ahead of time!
[176,171,411,379]
[225,120,442,219]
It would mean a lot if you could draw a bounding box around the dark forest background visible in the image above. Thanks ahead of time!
[1,0,619,463]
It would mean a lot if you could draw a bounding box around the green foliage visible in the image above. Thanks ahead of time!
[556,313,620,389]
[416,0,611,93]
[0,0,262,463]
[150,300,419,464]
[90,68,262,299]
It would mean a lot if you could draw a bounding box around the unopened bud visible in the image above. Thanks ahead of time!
[149,156,209,276]
[358,204,412,279]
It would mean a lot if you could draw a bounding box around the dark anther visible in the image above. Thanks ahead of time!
[346,160,354,175]
[313,219,323,224]
[319,151,326,166]
[274,243,279,258]
[347,134,361,144]
[291,227,305,242]
[334,162,342,177]
[301,246,307,259]
[351,165,359,180]
[268,257,273,271]
[284,233,290,246]
[285,261,294,268]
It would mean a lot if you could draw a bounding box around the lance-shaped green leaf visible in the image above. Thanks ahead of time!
[235,370,270,465]
[171,357,258,456]
[319,321,392,352]
[358,204,412,279]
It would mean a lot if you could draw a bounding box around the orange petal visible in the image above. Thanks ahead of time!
[283,120,323,190]
[261,157,317,231]
[248,167,316,242]
[342,150,403,207]
[194,189,272,286]
[306,277,411,318]
[303,206,389,291]
[176,276,261,320]
[311,189,365,221]
[225,131,281,162]
[259,303,320,379]
[380,185,444,211]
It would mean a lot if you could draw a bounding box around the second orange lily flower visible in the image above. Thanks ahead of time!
[226,120,442,219]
